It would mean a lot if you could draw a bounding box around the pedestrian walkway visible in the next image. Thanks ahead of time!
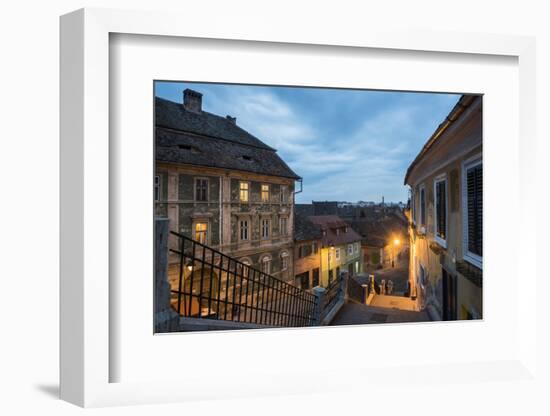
[329,301,430,326]
[368,294,419,311]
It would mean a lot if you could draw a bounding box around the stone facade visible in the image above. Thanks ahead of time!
[156,163,296,286]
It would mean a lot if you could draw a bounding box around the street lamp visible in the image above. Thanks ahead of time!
[391,237,400,268]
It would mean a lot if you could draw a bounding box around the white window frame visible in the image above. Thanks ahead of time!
[434,174,448,248]
[462,155,483,269]
[354,242,359,254]
[347,244,353,256]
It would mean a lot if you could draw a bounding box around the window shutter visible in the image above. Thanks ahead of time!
[467,165,483,256]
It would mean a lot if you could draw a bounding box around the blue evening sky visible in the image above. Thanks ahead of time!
[155,81,460,204]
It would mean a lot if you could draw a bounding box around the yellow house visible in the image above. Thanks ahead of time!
[307,216,362,287]
[405,95,482,320]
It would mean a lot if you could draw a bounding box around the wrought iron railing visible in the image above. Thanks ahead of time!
[169,231,317,327]
[324,275,342,313]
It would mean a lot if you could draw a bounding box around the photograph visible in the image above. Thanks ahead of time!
[153,81,482,333]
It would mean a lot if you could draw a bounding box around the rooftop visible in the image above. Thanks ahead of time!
[307,215,362,247]
[155,93,300,180]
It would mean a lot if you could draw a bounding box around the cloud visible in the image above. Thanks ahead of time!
[157,82,459,203]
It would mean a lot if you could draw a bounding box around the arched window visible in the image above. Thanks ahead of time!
[280,251,289,271]
[239,258,252,278]
[261,255,272,274]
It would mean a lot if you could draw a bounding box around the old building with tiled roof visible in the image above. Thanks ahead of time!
[155,89,300,295]
[293,207,362,288]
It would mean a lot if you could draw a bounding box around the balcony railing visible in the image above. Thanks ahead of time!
[169,231,317,327]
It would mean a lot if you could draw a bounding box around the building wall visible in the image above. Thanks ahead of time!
[407,100,482,320]
[293,239,322,289]
[319,242,362,287]
[155,163,296,287]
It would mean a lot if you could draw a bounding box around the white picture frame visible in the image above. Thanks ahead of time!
[60,7,539,408]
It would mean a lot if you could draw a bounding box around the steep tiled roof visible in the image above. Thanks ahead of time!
[155,96,300,179]
[307,215,362,247]
[294,211,323,242]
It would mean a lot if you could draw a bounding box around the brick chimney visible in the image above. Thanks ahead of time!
[226,115,237,124]
[183,89,202,113]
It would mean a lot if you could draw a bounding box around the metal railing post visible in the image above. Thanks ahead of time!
[340,271,349,303]
[312,286,326,326]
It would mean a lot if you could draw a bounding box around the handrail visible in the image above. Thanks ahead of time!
[168,231,317,327]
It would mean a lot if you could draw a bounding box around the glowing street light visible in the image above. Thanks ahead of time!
[394,238,400,246]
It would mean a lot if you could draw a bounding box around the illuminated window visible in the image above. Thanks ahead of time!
[261,184,270,202]
[261,218,270,239]
[239,181,249,202]
[154,175,161,201]
[194,222,208,244]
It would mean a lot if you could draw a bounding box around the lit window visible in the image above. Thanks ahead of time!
[194,222,208,244]
[195,178,208,202]
[261,218,270,239]
[154,175,161,201]
[261,184,270,202]
[335,248,341,260]
[239,182,249,202]
[240,219,249,241]
[279,217,288,236]
[434,176,447,246]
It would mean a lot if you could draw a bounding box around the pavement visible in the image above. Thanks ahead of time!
[329,301,430,326]
[368,294,419,311]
